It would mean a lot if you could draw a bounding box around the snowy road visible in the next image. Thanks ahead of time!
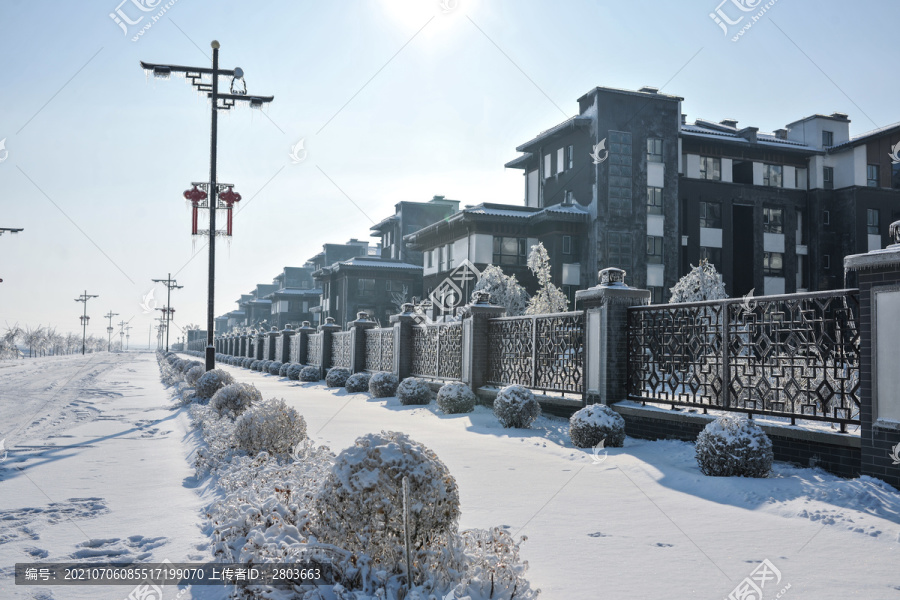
[1,352,899,599]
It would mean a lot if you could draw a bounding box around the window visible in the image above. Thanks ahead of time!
[867,164,879,187]
[823,210,830,225]
[700,246,722,269]
[493,236,527,266]
[302,301,309,313]
[427,249,433,268]
[823,166,834,189]
[438,246,444,272]
[763,207,784,234]
[447,243,454,268]
[763,252,784,277]
[699,202,722,228]
[699,156,721,181]
[867,208,880,235]
[822,130,833,147]
[647,138,663,163]
[763,164,783,187]
[796,209,807,245]
[646,236,663,264]
[824,254,831,270]
[566,145,574,169]
[649,286,664,304]
[385,280,392,292]
[795,168,803,189]
[543,153,551,179]
[562,235,572,254]
[557,147,564,174]
[893,163,900,189]
[358,278,375,294]
[647,187,663,215]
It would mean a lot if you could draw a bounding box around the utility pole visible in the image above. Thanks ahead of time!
[151,273,182,352]
[117,319,126,352]
[125,324,133,350]
[141,41,274,371]
[74,291,98,355]
[104,310,119,352]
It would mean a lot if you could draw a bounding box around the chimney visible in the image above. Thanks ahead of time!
[831,112,849,121]
[638,86,659,94]
[774,128,788,140]
[737,127,759,143]
[431,195,446,202]
[720,118,739,128]
[681,113,687,125]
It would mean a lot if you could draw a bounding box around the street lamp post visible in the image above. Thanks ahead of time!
[74,291,98,355]
[151,273,183,352]
[156,305,175,352]
[141,41,274,371]
[104,310,119,352]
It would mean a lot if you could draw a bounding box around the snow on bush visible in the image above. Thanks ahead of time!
[669,259,727,303]
[397,377,433,405]
[525,242,568,314]
[695,415,773,478]
[472,264,529,316]
[258,360,272,373]
[267,361,283,375]
[299,366,321,382]
[493,385,541,428]
[325,367,351,388]
[242,358,253,369]
[314,431,463,589]
[368,371,399,398]
[452,527,540,600]
[286,363,304,381]
[233,398,308,457]
[250,360,261,371]
[569,404,625,449]
[196,368,236,400]
[345,372,371,393]
[278,362,290,377]
[436,382,477,414]
[181,360,203,374]
[185,365,205,387]
[211,382,262,419]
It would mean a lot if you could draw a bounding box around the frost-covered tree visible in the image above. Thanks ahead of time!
[525,242,568,315]
[0,325,21,359]
[669,259,727,304]
[472,264,529,316]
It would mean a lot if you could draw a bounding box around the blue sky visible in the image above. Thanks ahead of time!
[0,0,896,347]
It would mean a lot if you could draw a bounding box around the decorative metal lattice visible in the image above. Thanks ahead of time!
[410,322,463,380]
[290,334,301,363]
[365,328,394,373]
[331,331,352,369]
[487,312,585,394]
[627,290,860,430]
[307,333,322,367]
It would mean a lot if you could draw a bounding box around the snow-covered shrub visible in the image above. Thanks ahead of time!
[211,382,262,419]
[368,371,399,398]
[493,385,541,428]
[195,368,235,400]
[397,377,432,405]
[249,360,261,371]
[695,415,773,478]
[669,259,727,303]
[472,264,529,316]
[267,360,283,375]
[233,398,307,457]
[313,431,462,586]
[286,363,304,381]
[436,382,477,414]
[345,372,371,393]
[185,365,205,387]
[278,362,290,377]
[257,360,270,373]
[242,358,253,369]
[525,242,568,314]
[181,360,202,374]
[325,367,351,388]
[452,527,540,600]
[569,404,625,448]
[299,366,321,382]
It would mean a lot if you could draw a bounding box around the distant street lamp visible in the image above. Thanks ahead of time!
[104,310,119,352]
[74,290,98,355]
[141,41,274,371]
[151,273,183,352]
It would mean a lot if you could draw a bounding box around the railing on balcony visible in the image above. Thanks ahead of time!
[627,289,861,431]
[486,312,585,395]
[410,322,463,381]
[364,327,394,373]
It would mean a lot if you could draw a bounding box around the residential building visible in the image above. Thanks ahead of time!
[264,266,320,329]
[370,195,461,265]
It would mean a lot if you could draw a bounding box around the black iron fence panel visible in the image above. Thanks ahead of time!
[307,333,322,367]
[290,334,301,364]
[365,327,394,373]
[410,322,463,380]
[627,290,861,429]
[487,312,585,394]
[331,331,352,369]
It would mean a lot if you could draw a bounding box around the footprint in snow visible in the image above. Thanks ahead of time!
[587,532,610,538]
[654,543,674,548]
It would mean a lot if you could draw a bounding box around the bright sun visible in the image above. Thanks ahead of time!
[379,0,469,32]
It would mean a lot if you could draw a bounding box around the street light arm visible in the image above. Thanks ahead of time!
[140,61,239,78]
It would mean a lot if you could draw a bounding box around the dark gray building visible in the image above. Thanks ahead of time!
[370,195,461,265]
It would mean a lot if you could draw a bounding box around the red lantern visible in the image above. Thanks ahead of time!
[218,186,242,236]
[183,185,208,235]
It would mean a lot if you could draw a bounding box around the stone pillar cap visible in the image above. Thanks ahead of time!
[598,267,627,287]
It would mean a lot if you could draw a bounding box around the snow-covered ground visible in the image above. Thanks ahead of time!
[2,353,899,598]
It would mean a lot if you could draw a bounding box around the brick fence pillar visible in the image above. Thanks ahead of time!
[390,304,419,379]
[317,317,342,373]
[576,267,650,405]
[254,332,266,360]
[265,326,279,361]
[461,291,506,391]
[845,224,900,490]
[348,312,377,373]
[293,321,316,364]
[277,325,295,363]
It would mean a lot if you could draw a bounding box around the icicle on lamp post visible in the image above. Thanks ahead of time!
[141,40,274,371]
[74,291,98,355]
[151,273,183,352]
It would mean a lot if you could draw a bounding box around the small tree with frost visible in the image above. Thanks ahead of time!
[472,265,529,316]
[669,259,727,303]
[525,242,568,314]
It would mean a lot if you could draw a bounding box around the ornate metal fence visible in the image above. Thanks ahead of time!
[306,333,322,367]
[331,331,352,369]
[627,290,861,430]
[410,322,463,380]
[365,327,394,373]
[486,312,585,395]
[289,334,301,364]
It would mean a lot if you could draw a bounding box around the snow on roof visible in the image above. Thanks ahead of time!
[828,121,900,152]
[681,124,817,151]
[464,206,534,218]
[334,256,422,270]
[266,288,322,296]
